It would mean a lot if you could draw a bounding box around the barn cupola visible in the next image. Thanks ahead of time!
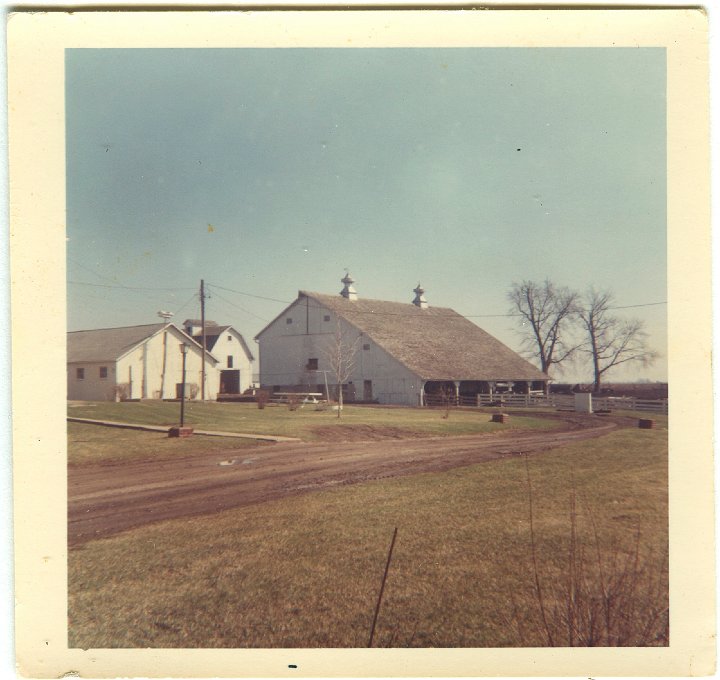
[340,271,358,300]
[412,283,428,309]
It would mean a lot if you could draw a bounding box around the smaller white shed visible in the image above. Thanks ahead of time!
[182,320,255,395]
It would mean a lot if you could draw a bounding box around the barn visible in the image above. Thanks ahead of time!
[67,323,220,401]
[255,275,549,406]
[182,319,255,396]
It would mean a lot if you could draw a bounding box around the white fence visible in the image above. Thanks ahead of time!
[473,393,668,415]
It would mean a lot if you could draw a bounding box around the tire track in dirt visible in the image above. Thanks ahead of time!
[69,416,620,546]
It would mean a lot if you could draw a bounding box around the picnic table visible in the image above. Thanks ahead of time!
[271,392,327,408]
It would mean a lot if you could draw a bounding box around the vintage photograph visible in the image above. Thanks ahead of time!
[65,44,669,648]
[8,8,713,678]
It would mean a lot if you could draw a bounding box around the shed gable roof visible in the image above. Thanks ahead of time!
[67,323,218,364]
[197,326,255,362]
[299,292,547,382]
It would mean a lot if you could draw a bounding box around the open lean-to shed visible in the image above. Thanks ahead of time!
[255,275,549,406]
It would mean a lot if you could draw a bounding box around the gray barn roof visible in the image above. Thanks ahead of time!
[195,326,256,362]
[67,323,217,364]
[67,323,167,363]
[299,292,547,382]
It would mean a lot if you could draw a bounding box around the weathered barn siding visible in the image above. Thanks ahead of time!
[115,329,218,400]
[67,324,219,401]
[192,326,254,395]
[67,361,118,401]
[256,280,549,406]
[257,296,423,403]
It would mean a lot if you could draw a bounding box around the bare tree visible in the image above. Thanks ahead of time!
[508,280,581,376]
[577,289,658,393]
[323,321,361,418]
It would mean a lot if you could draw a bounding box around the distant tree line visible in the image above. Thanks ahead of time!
[508,280,659,393]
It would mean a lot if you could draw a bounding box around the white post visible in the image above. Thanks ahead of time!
[574,393,593,413]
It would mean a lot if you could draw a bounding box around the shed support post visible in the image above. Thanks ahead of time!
[454,381,460,405]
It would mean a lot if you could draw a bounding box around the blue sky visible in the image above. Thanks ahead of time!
[66,47,667,381]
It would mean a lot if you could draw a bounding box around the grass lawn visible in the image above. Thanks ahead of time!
[68,400,562,442]
[68,421,266,465]
[68,427,668,648]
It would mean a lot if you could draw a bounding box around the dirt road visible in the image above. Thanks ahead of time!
[69,415,621,546]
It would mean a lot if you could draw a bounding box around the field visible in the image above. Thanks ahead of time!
[68,400,562,453]
[67,402,668,648]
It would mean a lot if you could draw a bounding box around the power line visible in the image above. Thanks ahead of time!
[68,280,196,292]
[207,283,291,304]
[172,293,199,319]
[608,301,667,310]
[208,282,666,319]
[208,287,270,323]
[69,275,668,321]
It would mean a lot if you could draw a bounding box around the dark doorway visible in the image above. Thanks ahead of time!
[220,369,241,394]
[363,380,373,401]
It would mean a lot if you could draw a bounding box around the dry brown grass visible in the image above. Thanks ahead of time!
[68,427,667,648]
[505,456,668,647]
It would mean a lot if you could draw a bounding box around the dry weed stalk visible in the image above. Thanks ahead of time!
[514,454,669,647]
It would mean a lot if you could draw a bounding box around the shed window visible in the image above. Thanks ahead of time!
[99,366,108,379]
[323,315,331,322]
[307,358,318,370]
[76,367,84,380]
[227,356,234,368]
[363,344,370,351]
[286,318,293,324]
[228,335,232,341]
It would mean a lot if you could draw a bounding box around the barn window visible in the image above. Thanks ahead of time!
[228,335,232,341]
[307,358,318,370]
[99,366,108,379]
[324,315,331,322]
[286,318,293,324]
[363,344,370,351]
[76,367,84,380]
[227,356,234,368]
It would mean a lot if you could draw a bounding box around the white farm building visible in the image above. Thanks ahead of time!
[182,319,255,396]
[67,320,254,401]
[255,275,549,406]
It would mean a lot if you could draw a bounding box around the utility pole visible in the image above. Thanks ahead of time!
[179,343,188,426]
[200,279,207,400]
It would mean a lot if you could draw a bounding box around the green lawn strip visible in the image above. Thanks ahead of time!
[69,428,667,648]
[68,401,561,441]
[68,422,264,466]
